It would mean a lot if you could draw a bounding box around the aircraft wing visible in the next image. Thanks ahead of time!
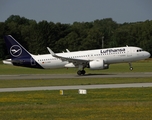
[53,54,89,66]
[47,47,90,67]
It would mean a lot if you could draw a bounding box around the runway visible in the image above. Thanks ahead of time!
[0,72,152,80]
[0,72,152,92]
[0,83,152,92]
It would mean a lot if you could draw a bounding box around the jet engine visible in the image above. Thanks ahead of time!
[88,59,109,70]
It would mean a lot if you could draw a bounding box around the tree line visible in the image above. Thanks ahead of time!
[0,15,152,60]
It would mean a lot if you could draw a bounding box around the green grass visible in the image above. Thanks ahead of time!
[0,88,152,120]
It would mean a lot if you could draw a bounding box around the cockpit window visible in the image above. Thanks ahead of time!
[137,49,143,52]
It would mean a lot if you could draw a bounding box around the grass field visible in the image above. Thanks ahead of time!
[0,88,152,120]
[0,59,152,120]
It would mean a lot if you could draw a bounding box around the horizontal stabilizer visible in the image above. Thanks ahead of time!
[3,59,12,65]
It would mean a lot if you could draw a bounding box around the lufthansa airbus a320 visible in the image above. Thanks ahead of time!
[3,35,151,75]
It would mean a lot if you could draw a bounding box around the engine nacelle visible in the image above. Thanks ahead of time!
[88,59,109,70]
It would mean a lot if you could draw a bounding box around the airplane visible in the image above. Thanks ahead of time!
[3,35,151,75]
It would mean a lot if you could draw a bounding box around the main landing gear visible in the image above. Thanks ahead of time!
[77,70,86,75]
[129,63,133,71]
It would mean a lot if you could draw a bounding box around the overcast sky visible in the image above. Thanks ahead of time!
[0,0,152,24]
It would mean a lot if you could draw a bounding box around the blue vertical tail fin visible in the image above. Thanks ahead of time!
[4,35,31,59]
[4,35,43,69]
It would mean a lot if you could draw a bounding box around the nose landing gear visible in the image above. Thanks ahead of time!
[129,63,133,71]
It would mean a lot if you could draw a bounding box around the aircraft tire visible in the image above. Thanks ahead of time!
[130,67,133,71]
[77,70,86,75]
[77,70,82,75]
[81,70,86,75]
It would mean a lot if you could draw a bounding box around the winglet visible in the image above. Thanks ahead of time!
[66,49,70,52]
[47,47,55,55]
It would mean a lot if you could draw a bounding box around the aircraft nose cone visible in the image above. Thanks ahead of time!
[146,52,151,58]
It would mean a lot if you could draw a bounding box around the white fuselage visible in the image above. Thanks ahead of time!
[32,46,150,69]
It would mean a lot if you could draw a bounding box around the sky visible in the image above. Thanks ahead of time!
[0,0,152,24]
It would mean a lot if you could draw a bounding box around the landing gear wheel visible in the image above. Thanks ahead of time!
[77,70,86,75]
[77,70,82,75]
[81,70,86,75]
[130,67,133,71]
